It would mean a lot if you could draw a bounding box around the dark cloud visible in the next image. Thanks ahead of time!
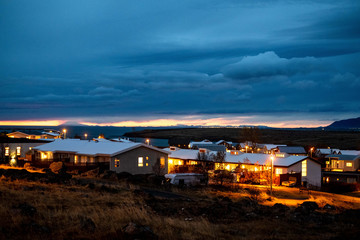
[0,0,359,124]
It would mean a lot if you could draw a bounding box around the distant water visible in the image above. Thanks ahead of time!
[0,125,171,147]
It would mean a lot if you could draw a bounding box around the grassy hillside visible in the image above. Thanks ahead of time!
[1,167,360,239]
[124,128,360,149]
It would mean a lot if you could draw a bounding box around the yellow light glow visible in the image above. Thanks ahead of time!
[169,159,173,164]
[0,120,65,126]
[225,165,230,171]
[10,157,17,167]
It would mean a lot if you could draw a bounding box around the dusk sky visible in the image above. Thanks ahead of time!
[1,0,359,127]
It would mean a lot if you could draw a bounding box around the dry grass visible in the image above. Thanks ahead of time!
[0,177,359,240]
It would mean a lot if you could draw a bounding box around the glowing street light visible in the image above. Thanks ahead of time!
[245,145,248,153]
[270,155,274,196]
[146,139,150,145]
[310,147,314,158]
[84,133,88,140]
[63,129,67,139]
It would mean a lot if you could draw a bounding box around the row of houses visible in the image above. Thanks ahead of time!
[1,133,359,187]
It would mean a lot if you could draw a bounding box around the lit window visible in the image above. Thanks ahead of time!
[16,147,21,156]
[346,162,352,167]
[115,159,120,168]
[160,157,165,167]
[169,159,173,164]
[302,160,307,177]
[138,157,143,167]
[5,147,9,156]
[275,168,283,175]
[146,163,149,166]
[74,155,79,164]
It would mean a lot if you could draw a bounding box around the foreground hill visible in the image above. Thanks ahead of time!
[124,128,360,149]
[0,166,359,240]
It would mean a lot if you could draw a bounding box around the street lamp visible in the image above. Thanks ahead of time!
[270,155,274,196]
[146,139,150,145]
[84,133,88,140]
[310,147,314,158]
[63,129,67,139]
[245,145,248,153]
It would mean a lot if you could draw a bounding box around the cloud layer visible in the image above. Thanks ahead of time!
[0,0,359,125]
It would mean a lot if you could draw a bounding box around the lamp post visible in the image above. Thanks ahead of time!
[310,147,314,158]
[63,129,67,139]
[270,155,274,196]
[245,145,248,153]
[146,139,150,145]
[84,133,88,140]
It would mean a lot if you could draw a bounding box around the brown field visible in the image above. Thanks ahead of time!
[124,127,360,149]
[1,167,360,240]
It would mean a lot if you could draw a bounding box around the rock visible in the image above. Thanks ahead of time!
[80,217,96,233]
[301,201,319,211]
[49,162,66,174]
[272,203,290,212]
[323,204,336,210]
[122,222,158,240]
[17,203,37,217]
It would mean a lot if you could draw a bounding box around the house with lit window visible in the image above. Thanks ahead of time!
[33,139,169,174]
[322,154,360,184]
[7,130,61,140]
[276,146,307,156]
[0,137,51,166]
[165,147,321,188]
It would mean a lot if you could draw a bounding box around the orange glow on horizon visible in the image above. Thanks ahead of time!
[0,120,66,126]
[80,118,331,128]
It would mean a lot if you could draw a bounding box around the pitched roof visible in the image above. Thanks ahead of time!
[0,137,51,144]
[165,148,310,167]
[326,154,360,161]
[339,150,360,155]
[277,146,306,154]
[33,139,169,157]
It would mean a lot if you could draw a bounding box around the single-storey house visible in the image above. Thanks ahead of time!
[33,139,169,174]
[0,137,51,165]
[277,146,307,156]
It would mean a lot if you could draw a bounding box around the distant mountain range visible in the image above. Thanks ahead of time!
[326,117,360,129]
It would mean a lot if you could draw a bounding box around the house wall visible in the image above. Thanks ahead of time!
[288,160,321,188]
[110,146,168,175]
[2,142,47,159]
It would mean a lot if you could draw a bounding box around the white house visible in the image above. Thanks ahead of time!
[33,139,169,174]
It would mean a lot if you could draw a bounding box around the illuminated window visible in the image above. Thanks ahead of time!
[230,151,238,155]
[138,157,143,167]
[199,149,206,153]
[74,155,79,164]
[346,162,353,167]
[160,157,165,167]
[16,147,21,156]
[146,163,149,166]
[115,159,120,168]
[275,168,283,175]
[5,147,9,156]
[302,160,307,177]
[169,159,173,164]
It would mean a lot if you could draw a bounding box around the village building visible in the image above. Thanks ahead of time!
[7,130,61,140]
[165,147,321,188]
[0,137,51,166]
[323,154,360,184]
[33,139,169,174]
[276,146,307,156]
[315,148,340,158]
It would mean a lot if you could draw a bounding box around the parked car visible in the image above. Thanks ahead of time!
[164,173,207,186]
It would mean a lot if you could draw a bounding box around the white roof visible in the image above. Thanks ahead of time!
[317,148,340,154]
[165,148,213,160]
[224,153,308,167]
[34,139,169,157]
[42,132,60,137]
[339,150,360,155]
[189,140,213,148]
[262,144,286,150]
[166,148,308,167]
[215,140,232,145]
